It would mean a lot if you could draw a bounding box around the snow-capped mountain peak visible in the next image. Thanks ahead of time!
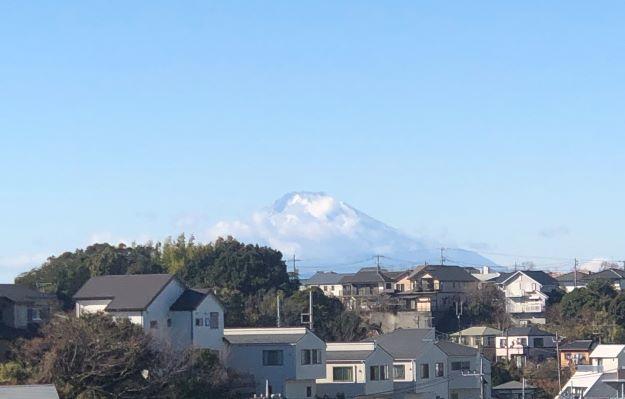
[206,191,495,271]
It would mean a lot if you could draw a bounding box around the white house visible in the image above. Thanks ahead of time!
[495,326,556,367]
[224,327,326,399]
[557,344,625,399]
[0,384,60,399]
[497,270,559,325]
[299,272,352,297]
[73,274,225,353]
[316,341,394,398]
[436,341,492,399]
[373,328,449,399]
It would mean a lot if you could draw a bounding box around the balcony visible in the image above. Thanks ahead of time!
[575,365,603,373]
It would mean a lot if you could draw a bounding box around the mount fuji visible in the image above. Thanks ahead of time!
[205,192,496,273]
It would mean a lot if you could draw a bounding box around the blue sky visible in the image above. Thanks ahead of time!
[2,1,625,282]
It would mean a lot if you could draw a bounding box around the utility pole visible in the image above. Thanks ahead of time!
[556,331,562,390]
[289,254,302,281]
[440,248,445,265]
[276,293,281,327]
[308,289,314,331]
[574,258,578,289]
[480,356,484,399]
[374,255,384,272]
[455,300,463,327]
[522,377,525,399]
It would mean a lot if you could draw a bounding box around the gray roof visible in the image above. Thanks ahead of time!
[0,384,60,399]
[556,271,590,283]
[410,265,478,282]
[560,339,595,351]
[436,340,479,356]
[170,288,216,311]
[493,381,536,390]
[0,284,52,303]
[73,274,175,311]
[341,267,393,284]
[501,271,558,286]
[588,268,625,281]
[326,350,372,362]
[372,329,434,359]
[304,272,352,285]
[491,272,513,283]
[505,326,554,337]
[224,330,307,345]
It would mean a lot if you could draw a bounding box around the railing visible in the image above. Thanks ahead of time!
[575,364,603,373]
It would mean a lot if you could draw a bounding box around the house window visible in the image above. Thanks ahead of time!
[195,318,202,327]
[451,361,471,371]
[209,312,219,329]
[332,367,353,382]
[370,365,388,381]
[396,283,405,292]
[262,350,283,366]
[301,349,322,365]
[435,362,444,377]
[393,365,406,379]
[386,282,392,290]
[516,338,527,346]
[306,386,312,397]
[150,320,158,329]
[167,318,172,327]
[331,285,334,291]
[534,338,544,348]
[499,339,507,348]
[420,363,430,379]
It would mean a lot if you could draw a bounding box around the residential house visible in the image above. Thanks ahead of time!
[557,268,625,293]
[223,327,325,399]
[340,267,395,311]
[496,326,556,367]
[560,340,596,369]
[556,271,590,292]
[0,384,60,399]
[450,326,503,362]
[73,274,225,353]
[390,265,478,327]
[436,340,492,399]
[316,342,394,398]
[557,344,625,399]
[497,270,559,325]
[492,381,537,399]
[0,284,55,330]
[300,271,352,297]
[372,328,449,399]
[387,270,413,293]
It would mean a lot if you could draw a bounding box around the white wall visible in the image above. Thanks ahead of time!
[285,380,316,399]
[413,342,448,399]
[191,294,225,352]
[364,347,394,395]
[169,311,192,349]
[144,279,185,342]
